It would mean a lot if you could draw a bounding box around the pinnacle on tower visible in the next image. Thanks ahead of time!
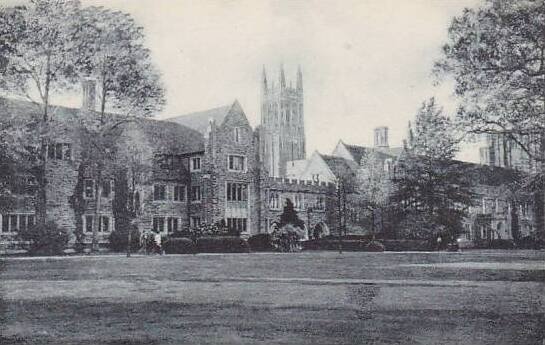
[280,64,286,89]
[262,65,268,93]
[296,65,303,91]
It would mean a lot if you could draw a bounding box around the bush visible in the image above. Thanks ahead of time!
[489,239,515,249]
[248,233,274,252]
[323,234,374,241]
[18,221,69,256]
[272,224,305,252]
[302,239,365,251]
[163,237,196,254]
[108,226,140,252]
[196,236,250,253]
[381,240,432,251]
[364,240,385,252]
[517,236,545,249]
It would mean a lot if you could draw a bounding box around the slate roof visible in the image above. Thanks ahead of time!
[344,143,402,164]
[0,96,204,155]
[397,152,526,187]
[320,154,359,178]
[134,117,204,155]
[165,104,233,134]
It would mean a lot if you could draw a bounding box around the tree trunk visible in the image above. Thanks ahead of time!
[35,141,48,224]
[92,168,103,252]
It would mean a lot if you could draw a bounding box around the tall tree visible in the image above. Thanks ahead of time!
[357,149,392,237]
[71,6,165,250]
[434,0,545,237]
[0,0,83,224]
[392,98,474,241]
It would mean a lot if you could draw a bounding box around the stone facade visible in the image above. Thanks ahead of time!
[259,66,306,177]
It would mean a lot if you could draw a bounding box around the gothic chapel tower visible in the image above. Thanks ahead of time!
[260,65,306,177]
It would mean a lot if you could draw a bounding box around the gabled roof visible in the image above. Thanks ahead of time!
[165,103,234,134]
[344,143,402,164]
[320,154,359,178]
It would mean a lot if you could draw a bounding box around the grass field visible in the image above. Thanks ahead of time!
[1,250,545,344]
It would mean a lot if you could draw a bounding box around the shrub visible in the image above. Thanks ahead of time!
[302,239,365,251]
[364,240,385,252]
[248,233,274,252]
[489,239,515,249]
[196,236,250,253]
[108,226,140,252]
[324,234,374,241]
[18,221,69,256]
[163,237,196,254]
[272,224,305,252]
[517,236,545,250]
[381,240,432,251]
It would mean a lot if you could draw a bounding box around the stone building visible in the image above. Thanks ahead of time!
[0,67,333,249]
[0,66,537,251]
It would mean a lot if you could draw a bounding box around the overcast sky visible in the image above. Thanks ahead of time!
[9,0,484,161]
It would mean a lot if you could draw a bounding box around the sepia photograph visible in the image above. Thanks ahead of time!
[0,0,544,344]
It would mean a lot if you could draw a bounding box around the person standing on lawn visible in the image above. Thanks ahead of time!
[436,235,442,251]
[154,230,163,255]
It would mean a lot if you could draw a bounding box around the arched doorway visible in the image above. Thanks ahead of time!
[313,222,330,239]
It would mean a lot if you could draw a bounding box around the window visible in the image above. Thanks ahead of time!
[173,185,186,202]
[101,180,112,198]
[191,186,202,202]
[47,142,72,161]
[85,215,94,233]
[226,183,248,201]
[167,217,179,233]
[228,155,246,172]
[83,215,113,233]
[191,157,201,171]
[153,217,165,233]
[1,214,34,233]
[226,218,247,233]
[293,194,304,210]
[315,196,325,210]
[269,192,280,209]
[234,127,245,143]
[153,184,166,201]
[98,216,110,233]
[84,179,94,199]
[191,216,201,228]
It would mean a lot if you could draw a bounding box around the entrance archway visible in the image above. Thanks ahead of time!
[313,222,330,239]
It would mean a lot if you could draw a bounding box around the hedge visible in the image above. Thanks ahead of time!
[163,237,197,254]
[364,240,385,252]
[17,221,69,256]
[196,236,250,253]
[303,239,366,251]
[108,228,140,252]
[381,240,432,251]
[248,233,274,252]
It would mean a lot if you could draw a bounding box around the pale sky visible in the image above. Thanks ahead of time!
[8,0,484,162]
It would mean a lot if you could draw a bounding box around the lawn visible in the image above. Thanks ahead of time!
[1,250,545,345]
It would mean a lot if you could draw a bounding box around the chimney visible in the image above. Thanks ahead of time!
[374,126,389,148]
[81,78,96,111]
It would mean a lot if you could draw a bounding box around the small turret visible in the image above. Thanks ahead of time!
[296,65,303,92]
[261,66,268,94]
[280,64,286,89]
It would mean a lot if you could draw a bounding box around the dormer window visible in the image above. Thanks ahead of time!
[191,157,201,171]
